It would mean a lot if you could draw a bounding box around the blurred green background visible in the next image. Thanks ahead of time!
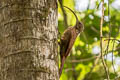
[58,0,120,80]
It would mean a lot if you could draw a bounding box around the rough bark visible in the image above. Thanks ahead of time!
[0,0,59,80]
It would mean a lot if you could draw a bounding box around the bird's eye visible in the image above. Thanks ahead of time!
[79,22,82,25]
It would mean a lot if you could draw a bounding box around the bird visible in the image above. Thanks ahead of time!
[59,6,84,77]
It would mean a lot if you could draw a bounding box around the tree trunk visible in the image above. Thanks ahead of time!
[0,0,59,80]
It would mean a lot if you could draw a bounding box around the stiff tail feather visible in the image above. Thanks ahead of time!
[59,56,65,77]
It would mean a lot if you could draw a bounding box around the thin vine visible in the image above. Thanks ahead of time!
[100,0,110,80]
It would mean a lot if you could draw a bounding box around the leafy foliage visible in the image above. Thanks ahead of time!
[58,0,120,80]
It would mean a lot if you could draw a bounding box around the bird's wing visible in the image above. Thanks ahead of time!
[65,29,77,57]
[60,28,72,58]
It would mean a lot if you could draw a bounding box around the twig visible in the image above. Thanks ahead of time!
[95,0,101,10]
[108,47,120,53]
[83,45,119,80]
[111,40,117,74]
[104,38,120,42]
[68,56,99,63]
[87,0,90,10]
[100,0,110,80]
[58,0,68,28]
[104,0,112,76]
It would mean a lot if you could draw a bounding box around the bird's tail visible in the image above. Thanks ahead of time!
[59,56,65,78]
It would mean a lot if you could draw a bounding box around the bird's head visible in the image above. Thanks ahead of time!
[76,22,84,33]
